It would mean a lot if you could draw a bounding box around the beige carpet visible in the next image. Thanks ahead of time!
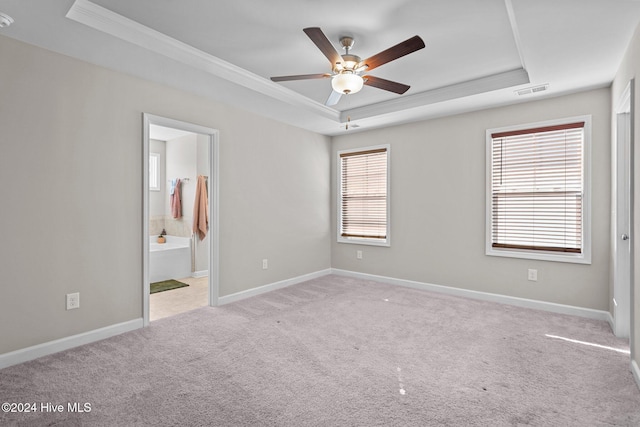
[1,275,639,426]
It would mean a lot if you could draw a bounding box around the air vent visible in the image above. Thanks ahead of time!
[515,84,549,96]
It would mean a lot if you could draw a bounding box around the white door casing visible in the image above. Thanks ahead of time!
[613,83,632,339]
[142,114,220,326]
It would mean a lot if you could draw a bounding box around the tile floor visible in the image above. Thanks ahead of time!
[150,276,209,321]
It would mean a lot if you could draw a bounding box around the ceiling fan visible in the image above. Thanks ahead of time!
[271,27,425,106]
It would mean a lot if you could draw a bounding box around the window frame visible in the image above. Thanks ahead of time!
[149,152,161,192]
[337,144,391,247]
[485,116,592,264]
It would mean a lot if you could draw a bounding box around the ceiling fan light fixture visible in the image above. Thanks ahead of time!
[354,63,369,73]
[341,54,360,70]
[332,72,364,95]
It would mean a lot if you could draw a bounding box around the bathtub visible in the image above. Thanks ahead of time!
[149,235,191,283]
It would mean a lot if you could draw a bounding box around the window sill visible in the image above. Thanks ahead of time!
[338,237,390,247]
[486,246,591,264]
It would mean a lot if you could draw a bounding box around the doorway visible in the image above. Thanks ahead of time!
[142,114,219,326]
[613,81,634,338]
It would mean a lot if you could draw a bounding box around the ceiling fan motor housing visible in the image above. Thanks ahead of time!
[334,54,362,73]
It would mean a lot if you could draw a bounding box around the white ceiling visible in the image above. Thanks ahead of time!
[2,0,640,136]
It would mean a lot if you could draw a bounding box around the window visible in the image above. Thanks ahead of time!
[149,153,160,191]
[338,145,390,246]
[486,117,591,264]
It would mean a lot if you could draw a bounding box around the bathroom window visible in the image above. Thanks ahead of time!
[149,153,160,191]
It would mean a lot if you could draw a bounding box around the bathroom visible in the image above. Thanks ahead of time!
[149,125,210,319]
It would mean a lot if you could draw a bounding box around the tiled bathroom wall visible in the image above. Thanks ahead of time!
[150,215,192,238]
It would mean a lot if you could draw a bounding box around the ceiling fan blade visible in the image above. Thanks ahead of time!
[325,90,342,106]
[363,75,410,94]
[358,35,425,72]
[303,27,343,66]
[271,73,331,82]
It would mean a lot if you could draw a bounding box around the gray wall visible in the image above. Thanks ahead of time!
[0,35,331,354]
[612,22,640,378]
[332,88,611,311]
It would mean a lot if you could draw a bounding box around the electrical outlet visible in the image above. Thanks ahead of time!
[66,292,80,310]
[262,259,268,270]
[527,269,538,282]
[356,250,363,260]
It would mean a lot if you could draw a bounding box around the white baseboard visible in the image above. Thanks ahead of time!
[191,270,208,278]
[0,318,143,370]
[331,269,611,322]
[218,268,332,306]
[632,360,640,392]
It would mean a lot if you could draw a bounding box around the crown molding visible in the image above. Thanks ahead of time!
[341,68,530,122]
[505,0,527,71]
[66,0,339,121]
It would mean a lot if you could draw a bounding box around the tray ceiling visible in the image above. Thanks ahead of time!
[2,0,640,135]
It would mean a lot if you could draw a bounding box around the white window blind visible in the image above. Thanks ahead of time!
[340,148,388,241]
[490,122,584,253]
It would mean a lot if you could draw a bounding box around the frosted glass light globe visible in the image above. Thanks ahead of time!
[331,73,364,95]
